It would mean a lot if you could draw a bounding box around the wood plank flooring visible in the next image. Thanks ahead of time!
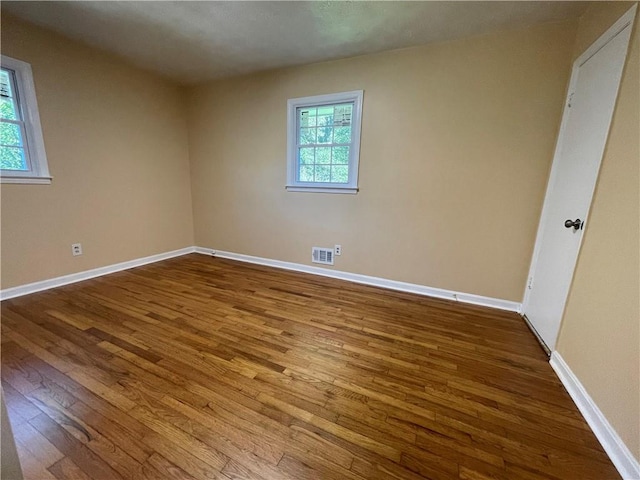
[1,254,620,479]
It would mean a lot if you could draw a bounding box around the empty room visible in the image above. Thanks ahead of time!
[0,1,638,479]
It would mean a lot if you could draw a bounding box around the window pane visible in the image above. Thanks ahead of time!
[317,106,333,116]
[331,165,349,183]
[333,126,351,144]
[0,98,17,121]
[317,114,333,127]
[299,164,314,182]
[333,104,352,126]
[314,165,331,182]
[317,126,333,144]
[332,146,349,164]
[299,108,317,127]
[0,122,24,147]
[0,146,28,170]
[299,127,316,145]
[0,70,13,98]
[316,147,331,164]
[299,147,314,165]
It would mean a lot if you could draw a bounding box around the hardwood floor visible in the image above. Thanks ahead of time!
[1,254,619,480]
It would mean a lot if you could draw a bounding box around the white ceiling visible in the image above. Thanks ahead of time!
[2,1,589,85]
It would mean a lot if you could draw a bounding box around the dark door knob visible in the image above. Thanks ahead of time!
[564,218,583,230]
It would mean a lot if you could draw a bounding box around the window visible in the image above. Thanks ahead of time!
[1,55,50,184]
[287,90,363,194]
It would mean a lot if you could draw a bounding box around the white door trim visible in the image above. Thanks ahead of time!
[521,5,637,336]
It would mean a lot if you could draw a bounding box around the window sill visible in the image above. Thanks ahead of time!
[286,186,358,194]
[1,176,52,185]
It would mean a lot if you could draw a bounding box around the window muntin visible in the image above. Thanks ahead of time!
[287,91,363,194]
[0,55,51,184]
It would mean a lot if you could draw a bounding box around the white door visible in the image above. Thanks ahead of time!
[523,7,635,351]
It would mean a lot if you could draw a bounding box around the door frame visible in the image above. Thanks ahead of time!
[521,5,637,346]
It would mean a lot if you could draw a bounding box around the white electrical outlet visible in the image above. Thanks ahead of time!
[335,244,342,256]
[71,243,82,256]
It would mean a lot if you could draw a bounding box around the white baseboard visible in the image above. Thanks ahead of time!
[550,352,640,480]
[0,246,196,301]
[195,247,521,312]
[1,244,522,313]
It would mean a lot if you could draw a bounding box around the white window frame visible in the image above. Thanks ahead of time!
[286,90,363,194]
[1,55,51,184]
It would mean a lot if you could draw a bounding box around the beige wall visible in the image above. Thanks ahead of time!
[0,15,194,289]
[187,21,577,301]
[557,3,640,461]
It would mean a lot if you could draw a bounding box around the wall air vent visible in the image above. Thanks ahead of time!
[312,247,334,265]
